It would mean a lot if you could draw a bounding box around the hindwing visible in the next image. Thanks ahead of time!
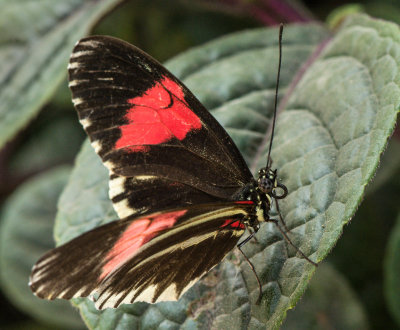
[109,174,231,219]
[30,202,253,309]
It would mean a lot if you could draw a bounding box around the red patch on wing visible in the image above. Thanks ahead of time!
[115,77,202,152]
[220,219,245,230]
[100,210,187,280]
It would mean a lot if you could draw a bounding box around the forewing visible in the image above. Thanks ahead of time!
[30,202,253,309]
[68,36,252,205]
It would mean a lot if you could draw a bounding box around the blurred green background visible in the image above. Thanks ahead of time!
[1,0,400,329]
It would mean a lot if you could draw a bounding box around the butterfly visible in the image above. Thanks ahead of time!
[29,26,315,310]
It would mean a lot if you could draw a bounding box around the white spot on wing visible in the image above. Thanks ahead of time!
[59,289,71,299]
[79,117,92,129]
[69,79,90,87]
[73,287,88,298]
[68,61,80,70]
[70,50,95,59]
[35,253,58,267]
[142,63,152,72]
[134,285,157,302]
[94,289,119,309]
[91,140,102,154]
[31,266,52,282]
[109,176,126,199]
[72,97,84,106]
[93,277,201,309]
[113,198,134,219]
[96,284,173,308]
[102,160,115,173]
[34,284,53,299]
[122,289,138,306]
[155,284,179,302]
[79,39,103,48]
[135,175,156,181]
[68,80,78,87]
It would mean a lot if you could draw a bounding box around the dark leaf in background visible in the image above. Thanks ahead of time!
[0,166,84,328]
[9,116,84,175]
[0,0,124,149]
[282,263,369,330]
[185,0,315,25]
[385,214,400,327]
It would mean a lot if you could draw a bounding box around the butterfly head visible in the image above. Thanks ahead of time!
[257,167,287,200]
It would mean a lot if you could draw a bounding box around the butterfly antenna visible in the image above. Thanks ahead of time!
[266,23,283,169]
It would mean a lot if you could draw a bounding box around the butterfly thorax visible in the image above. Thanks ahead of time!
[236,167,288,231]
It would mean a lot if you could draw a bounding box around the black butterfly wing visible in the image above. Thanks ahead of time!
[31,37,258,309]
[30,202,253,309]
[109,174,230,219]
[68,36,253,218]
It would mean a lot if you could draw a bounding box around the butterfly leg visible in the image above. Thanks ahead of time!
[237,241,263,305]
[236,220,264,304]
[237,231,256,248]
[267,218,318,267]
[246,225,259,244]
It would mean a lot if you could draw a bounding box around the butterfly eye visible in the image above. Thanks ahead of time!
[258,177,274,193]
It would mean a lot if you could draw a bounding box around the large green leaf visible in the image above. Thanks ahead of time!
[0,0,123,149]
[54,15,399,329]
[0,166,83,328]
[54,23,327,329]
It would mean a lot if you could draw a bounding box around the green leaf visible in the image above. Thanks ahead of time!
[384,214,400,327]
[55,15,400,329]
[0,0,123,149]
[0,166,84,328]
[282,263,369,329]
[55,140,118,244]
[9,116,84,175]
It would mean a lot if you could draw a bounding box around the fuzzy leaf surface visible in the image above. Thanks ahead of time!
[55,16,400,329]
